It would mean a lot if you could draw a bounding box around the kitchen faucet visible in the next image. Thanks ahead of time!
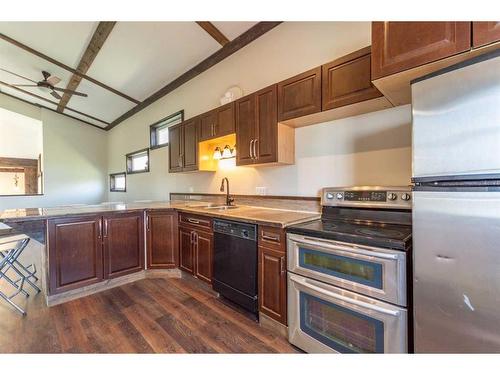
[220,177,234,206]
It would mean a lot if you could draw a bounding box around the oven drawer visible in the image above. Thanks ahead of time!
[288,273,407,353]
[287,233,407,306]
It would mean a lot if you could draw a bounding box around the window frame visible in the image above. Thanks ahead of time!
[109,172,127,192]
[125,148,150,174]
[149,110,184,150]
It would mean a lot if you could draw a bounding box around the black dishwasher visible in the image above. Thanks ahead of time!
[212,219,258,318]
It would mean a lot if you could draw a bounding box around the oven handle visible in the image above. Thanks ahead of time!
[292,237,399,260]
[290,274,401,317]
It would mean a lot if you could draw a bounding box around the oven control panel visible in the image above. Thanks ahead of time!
[322,186,411,209]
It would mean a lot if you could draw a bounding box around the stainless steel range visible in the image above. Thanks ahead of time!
[286,186,412,353]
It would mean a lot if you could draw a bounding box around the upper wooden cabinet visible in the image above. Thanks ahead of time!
[371,22,472,80]
[322,47,382,110]
[278,66,322,121]
[473,22,500,48]
[236,85,294,166]
[146,210,178,269]
[199,102,235,141]
[48,215,103,295]
[103,212,144,279]
[168,118,199,173]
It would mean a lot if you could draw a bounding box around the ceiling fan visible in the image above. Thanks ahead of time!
[0,68,88,100]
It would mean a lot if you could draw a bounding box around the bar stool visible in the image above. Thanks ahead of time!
[0,237,40,315]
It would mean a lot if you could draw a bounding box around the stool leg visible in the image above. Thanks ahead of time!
[7,262,40,294]
[0,269,30,297]
[0,290,26,316]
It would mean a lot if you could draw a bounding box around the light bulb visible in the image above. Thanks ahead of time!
[213,147,222,160]
[222,145,232,159]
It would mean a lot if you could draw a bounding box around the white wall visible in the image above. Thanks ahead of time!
[0,107,43,159]
[0,94,108,209]
[108,22,412,202]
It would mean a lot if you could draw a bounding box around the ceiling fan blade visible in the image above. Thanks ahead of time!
[12,84,39,87]
[47,75,61,86]
[52,87,88,97]
[0,68,37,83]
[50,90,62,100]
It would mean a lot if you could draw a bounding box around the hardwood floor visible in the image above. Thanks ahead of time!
[0,274,298,353]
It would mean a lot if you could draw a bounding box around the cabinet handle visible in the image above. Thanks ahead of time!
[262,234,280,242]
[250,139,255,159]
[194,232,198,245]
[103,219,108,238]
[187,218,200,224]
[191,231,194,244]
[146,215,150,231]
[254,139,259,159]
[98,220,102,239]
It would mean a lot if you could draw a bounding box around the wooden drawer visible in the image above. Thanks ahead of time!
[258,225,285,251]
[179,212,212,231]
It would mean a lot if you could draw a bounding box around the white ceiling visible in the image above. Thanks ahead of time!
[0,21,258,129]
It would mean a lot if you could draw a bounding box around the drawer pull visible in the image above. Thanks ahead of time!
[187,218,200,224]
[262,234,280,242]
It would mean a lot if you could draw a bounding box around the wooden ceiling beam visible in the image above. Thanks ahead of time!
[0,31,140,104]
[0,83,109,129]
[57,22,116,112]
[196,22,230,46]
[107,21,282,130]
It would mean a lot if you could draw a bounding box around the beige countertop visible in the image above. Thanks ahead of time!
[0,201,320,228]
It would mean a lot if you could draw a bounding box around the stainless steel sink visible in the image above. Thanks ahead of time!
[203,205,239,210]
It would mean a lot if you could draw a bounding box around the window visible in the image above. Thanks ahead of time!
[150,110,184,149]
[110,172,126,192]
[126,148,150,174]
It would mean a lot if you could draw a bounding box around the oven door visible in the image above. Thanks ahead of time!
[288,273,407,353]
[287,233,406,306]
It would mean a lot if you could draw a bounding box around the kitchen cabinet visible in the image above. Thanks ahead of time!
[277,66,322,121]
[168,118,199,173]
[103,212,144,279]
[371,22,472,80]
[48,215,104,294]
[199,102,235,141]
[146,210,178,269]
[236,85,294,166]
[258,225,287,325]
[178,213,213,283]
[473,22,500,48]
[322,46,382,110]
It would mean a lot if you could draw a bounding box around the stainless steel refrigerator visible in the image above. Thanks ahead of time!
[412,48,500,353]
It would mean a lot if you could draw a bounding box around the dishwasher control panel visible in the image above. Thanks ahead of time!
[213,219,257,241]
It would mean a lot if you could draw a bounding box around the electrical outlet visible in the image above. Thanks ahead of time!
[256,187,268,195]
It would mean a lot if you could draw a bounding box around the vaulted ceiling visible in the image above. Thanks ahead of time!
[0,22,281,130]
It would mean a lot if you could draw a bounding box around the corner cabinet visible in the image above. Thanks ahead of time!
[371,22,472,80]
[48,215,104,295]
[236,85,294,166]
[146,210,178,269]
[258,225,287,325]
[168,118,199,173]
[277,67,322,121]
[322,47,382,110]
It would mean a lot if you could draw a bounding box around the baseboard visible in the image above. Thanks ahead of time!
[259,312,288,338]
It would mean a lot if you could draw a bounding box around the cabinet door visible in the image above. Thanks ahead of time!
[235,94,256,166]
[278,66,322,121]
[168,123,183,172]
[48,215,103,294]
[255,84,278,163]
[215,102,235,137]
[258,246,287,324]
[322,47,382,110]
[473,22,500,48]
[103,212,144,279]
[182,118,199,171]
[199,111,217,141]
[194,231,213,284]
[179,227,194,274]
[372,22,471,80]
[146,210,178,269]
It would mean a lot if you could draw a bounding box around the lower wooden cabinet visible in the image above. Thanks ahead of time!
[473,22,500,48]
[258,245,287,325]
[179,215,213,284]
[146,210,178,269]
[48,215,104,294]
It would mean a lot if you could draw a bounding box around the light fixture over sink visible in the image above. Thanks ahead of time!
[213,144,236,160]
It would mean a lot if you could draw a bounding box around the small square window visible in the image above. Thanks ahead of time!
[110,172,126,192]
[126,148,150,174]
[150,110,184,149]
